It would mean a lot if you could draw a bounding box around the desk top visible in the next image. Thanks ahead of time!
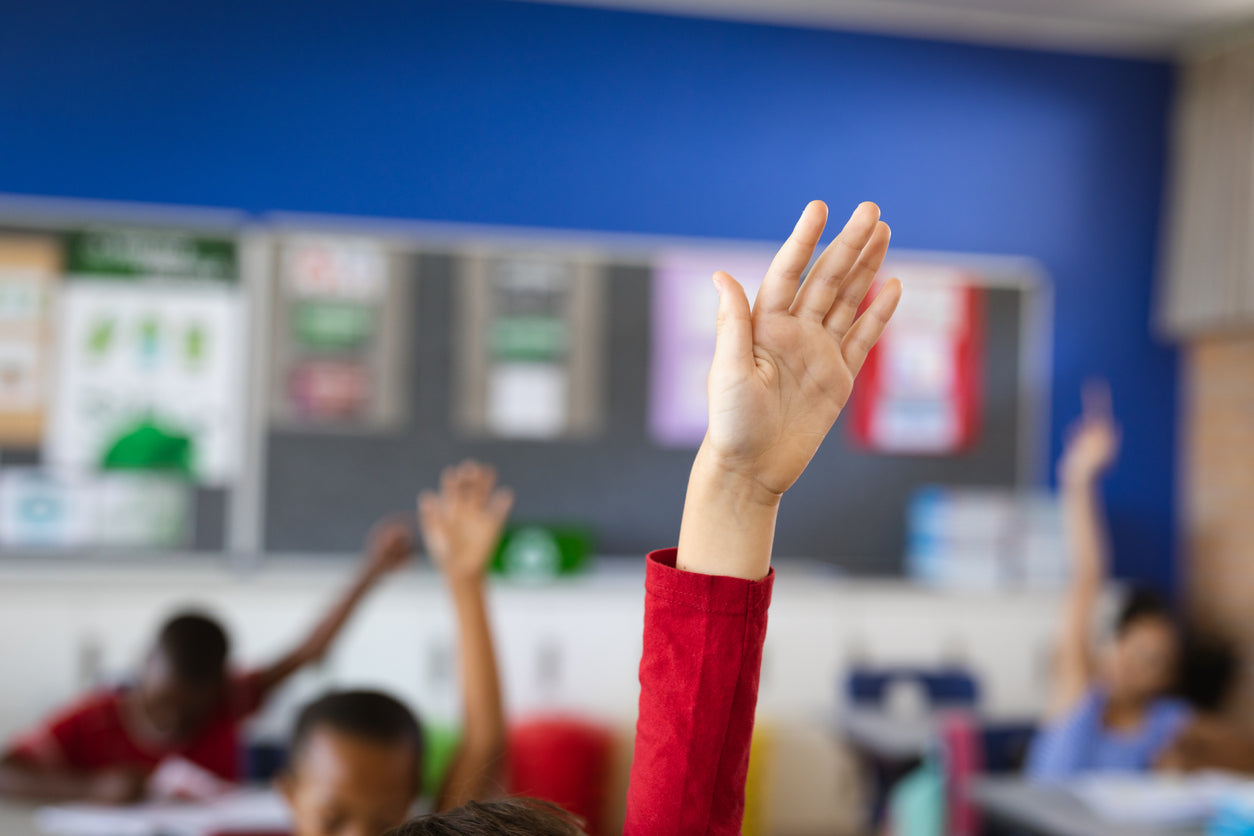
[970,777,1205,836]
[0,802,45,836]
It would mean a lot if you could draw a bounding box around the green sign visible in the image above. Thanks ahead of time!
[66,228,237,281]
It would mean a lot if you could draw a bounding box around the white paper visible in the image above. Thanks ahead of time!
[46,280,245,485]
[36,789,290,836]
[486,362,569,439]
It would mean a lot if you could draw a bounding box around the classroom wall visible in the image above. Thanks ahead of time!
[0,0,1178,587]
[1185,336,1254,720]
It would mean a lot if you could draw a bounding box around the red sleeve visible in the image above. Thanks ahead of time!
[624,548,774,836]
[226,670,267,720]
[4,698,98,769]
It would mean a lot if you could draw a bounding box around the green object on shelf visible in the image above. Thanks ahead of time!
[491,524,594,580]
[100,419,194,476]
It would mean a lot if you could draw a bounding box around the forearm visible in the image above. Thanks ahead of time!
[1049,477,1107,713]
[625,550,773,836]
[677,442,780,581]
[0,761,92,802]
[266,569,380,687]
[435,577,506,811]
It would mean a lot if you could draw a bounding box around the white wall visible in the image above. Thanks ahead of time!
[0,557,1062,739]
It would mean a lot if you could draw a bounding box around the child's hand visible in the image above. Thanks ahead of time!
[361,517,416,580]
[679,201,901,580]
[1058,380,1120,485]
[86,767,148,805]
[418,461,514,584]
[703,200,901,502]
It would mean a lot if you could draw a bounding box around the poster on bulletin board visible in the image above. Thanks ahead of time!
[0,235,59,447]
[44,228,245,485]
[0,468,191,549]
[848,264,984,454]
[648,247,775,447]
[270,236,408,432]
[454,252,605,440]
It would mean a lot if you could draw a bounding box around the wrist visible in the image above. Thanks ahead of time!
[676,442,781,581]
[444,567,488,595]
[1060,471,1101,491]
[691,441,785,513]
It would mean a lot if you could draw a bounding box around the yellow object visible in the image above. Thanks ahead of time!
[743,723,774,836]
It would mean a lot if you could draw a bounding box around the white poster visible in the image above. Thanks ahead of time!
[0,468,190,549]
[46,279,244,485]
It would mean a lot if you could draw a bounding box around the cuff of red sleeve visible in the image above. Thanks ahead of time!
[645,548,774,616]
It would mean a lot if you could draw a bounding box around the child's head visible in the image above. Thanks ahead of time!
[385,798,585,835]
[136,611,230,744]
[1102,589,1181,705]
[280,690,425,836]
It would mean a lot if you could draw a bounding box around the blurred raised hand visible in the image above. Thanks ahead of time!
[1058,380,1121,485]
[418,460,514,583]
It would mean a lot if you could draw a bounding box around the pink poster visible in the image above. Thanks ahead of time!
[648,247,774,447]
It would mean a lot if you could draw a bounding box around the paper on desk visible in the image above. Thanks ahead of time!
[35,789,290,836]
[1071,771,1252,827]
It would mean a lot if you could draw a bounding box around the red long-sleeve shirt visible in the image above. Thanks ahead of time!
[624,548,774,836]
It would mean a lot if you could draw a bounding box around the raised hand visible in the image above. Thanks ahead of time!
[679,201,901,580]
[1058,380,1120,485]
[360,517,416,581]
[704,200,902,501]
[418,461,515,583]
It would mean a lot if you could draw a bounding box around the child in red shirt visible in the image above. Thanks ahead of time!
[391,199,902,835]
[0,520,415,804]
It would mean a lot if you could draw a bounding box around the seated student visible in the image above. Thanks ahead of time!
[280,461,513,836]
[0,520,414,804]
[1026,384,1193,780]
[386,199,902,835]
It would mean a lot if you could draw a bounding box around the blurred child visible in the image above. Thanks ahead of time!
[0,520,414,804]
[387,199,901,835]
[280,461,512,836]
[1026,383,1192,779]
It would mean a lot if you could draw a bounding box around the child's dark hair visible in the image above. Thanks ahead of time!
[290,690,425,786]
[384,798,585,835]
[1177,631,1239,713]
[155,611,229,684]
[1114,587,1176,637]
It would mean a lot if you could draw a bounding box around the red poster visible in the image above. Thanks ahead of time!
[849,267,983,454]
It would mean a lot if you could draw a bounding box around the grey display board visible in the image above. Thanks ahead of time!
[265,252,1032,575]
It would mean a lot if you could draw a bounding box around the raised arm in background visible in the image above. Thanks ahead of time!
[1047,381,1121,720]
[418,461,513,812]
[626,200,901,836]
[255,520,414,699]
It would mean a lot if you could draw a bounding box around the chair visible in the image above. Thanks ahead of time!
[508,715,615,836]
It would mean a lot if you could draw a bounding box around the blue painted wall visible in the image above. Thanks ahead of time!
[0,0,1178,588]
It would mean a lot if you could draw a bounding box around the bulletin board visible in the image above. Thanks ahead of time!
[0,199,250,554]
[0,198,1050,573]
[262,236,1050,574]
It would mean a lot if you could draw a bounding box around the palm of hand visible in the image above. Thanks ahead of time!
[702,200,901,498]
[1060,381,1120,481]
[424,508,505,574]
[365,522,414,575]
[708,313,855,496]
[1061,419,1119,480]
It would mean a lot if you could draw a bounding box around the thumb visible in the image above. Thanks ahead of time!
[711,271,754,379]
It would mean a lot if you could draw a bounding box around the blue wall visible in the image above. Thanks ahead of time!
[0,0,1178,588]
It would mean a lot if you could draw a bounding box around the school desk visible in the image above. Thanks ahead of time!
[970,776,1205,836]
